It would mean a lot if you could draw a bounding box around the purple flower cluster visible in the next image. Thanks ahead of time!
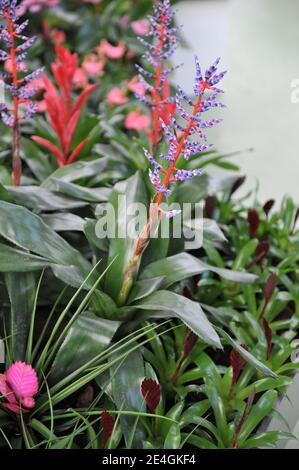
[144,54,226,207]
[134,0,177,107]
[0,0,44,127]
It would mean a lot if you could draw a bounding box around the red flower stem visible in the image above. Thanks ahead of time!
[156,84,207,206]
[150,26,165,154]
[119,85,207,301]
[7,14,21,186]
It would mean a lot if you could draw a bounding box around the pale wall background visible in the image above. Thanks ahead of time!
[174,0,299,448]
[174,0,299,204]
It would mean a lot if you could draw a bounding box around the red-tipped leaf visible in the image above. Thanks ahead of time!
[183,328,198,358]
[32,136,65,165]
[72,84,97,116]
[141,378,161,413]
[263,199,275,217]
[101,411,115,445]
[263,319,272,360]
[247,208,260,238]
[67,138,89,164]
[263,273,278,303]
[230,346,248,386]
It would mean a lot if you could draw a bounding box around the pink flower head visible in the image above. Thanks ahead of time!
[125,110,150,132]
[83,54,105,77]
[97,39,126,60]
[72,68,88,89]
[0,362,39,414]
[128,76,146,95]
[17,0,60,16]
[107,87,128,106]
[131,19,149,36]
[50,29,66,45]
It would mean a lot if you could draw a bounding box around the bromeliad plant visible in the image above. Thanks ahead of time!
[0,0,298,451]
[32,45,97,167]
[0,0,43,184]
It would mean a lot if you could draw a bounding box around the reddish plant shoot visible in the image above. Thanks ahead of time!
[247,208,260,238]
[230,346,248,388]
[231,387,256,448]
[259,272,278,320]
[101,411,115,446]
[263,318,272,360]
[263,199,275,217]
[141,377,161,413]
[246,239,269,269]
[172,327,198,383]
[0,0,44,185]
[32,45,97,166]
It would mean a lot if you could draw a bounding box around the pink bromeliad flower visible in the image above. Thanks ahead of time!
[107,87,128,106]
[73,68,89,89]
[83,54,105,77]
[125,110,150,132]
[17,0,59,15]
[127,76,146,95]
[131,19,149,36]
[97,39,126,60]
[0,362,39,414]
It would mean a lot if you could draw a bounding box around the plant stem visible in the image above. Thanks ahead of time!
[150,26,165,155]
[7,15,21,186]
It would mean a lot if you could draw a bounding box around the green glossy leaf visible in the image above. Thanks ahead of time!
[105,172,148,302]
[4,272,36,361]
[242,431,296,449]
[0,243,49,272]
[49,311,119,384]
[233,239,258,270]
[140,253,257,287]
[160,401,184,437]
[21,138,53,182]
[236,376,293,401]
[175,172,240,204]
[183,218,227,245]
[236,390,278,446]
[6,186,88,211]
[217,328,277,378]
[110,347,145,448]
[205,377,228,446]
[135,290,221,349]
[0,201,91,276]
[193,352,222,389]
[0,183,15,203]
[42,157,111,183]
[164,423,181,449]
[179,399,210,427]
[41,213,85,232]
[128,276,165,302]
[42,178,111,202]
